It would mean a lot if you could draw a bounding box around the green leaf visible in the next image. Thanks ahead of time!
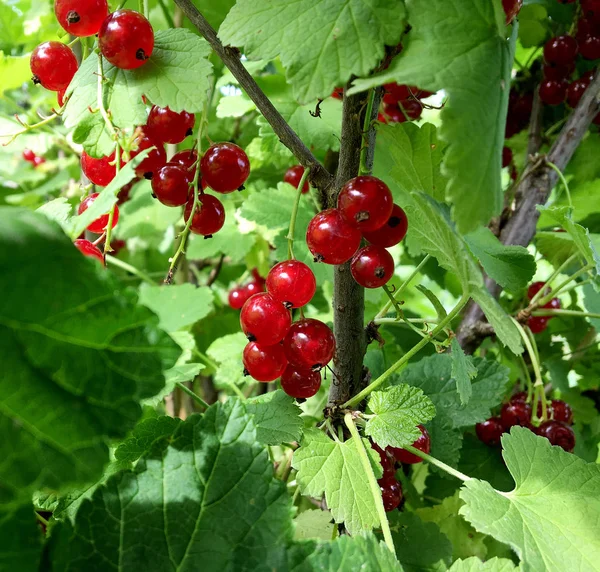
[47,401,295,571]
[138,283,215,332]
[460,427,600,572]
[416,284,448,320]
[518,4,549,48]
[365,384,436,449]
[246,390,304,445]
[0,209,179,507]
[536,230,580,268]
[0,52,31,93]
[206,332,248,389]
[449,557,518,572]
[451,338,478,405]
[465,226,536,293]
[114,416,181,464]
[64,30,212,136]
[71,112,114,158]
[219,0,405,103]
[36,197,72,232]
[293,510,335,541]
[292,428,382,535]
[306,533,403,571]
[389,512,453,572]
[351,0,517,233]
[0,505,41,572]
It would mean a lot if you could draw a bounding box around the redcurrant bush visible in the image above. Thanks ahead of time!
[283,319,336,370]
[183,194,226,237]
[30,42,78,91]
[240,293,291,345]
[337,175,394,232]
[306,208,362,265]
[280,365,321,399]
[200,143,250,193]
[77,193,119,234]
[54,0,108,37]
[266,260,316,308]
[350,245,395,289]
[242,342,288,382]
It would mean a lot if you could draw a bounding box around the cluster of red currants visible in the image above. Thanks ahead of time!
[228,269,266,310]
[306,175,408,288]
[22,149,46,168]
[525,281,561,334]
[240,260,336,399]
[371,425,431,512]
[476,392,575,452]
[378,83,434,124]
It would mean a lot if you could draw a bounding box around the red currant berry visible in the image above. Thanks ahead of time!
[536,420,575,452]
[539,79,568,106]
[331,87,344,100]
[183,193,225,237]
[362,204,408,248]
[228,281,263,310]
[54,0,108,37]
[389,425,431,464]
[74,239,104,264]
[283,319,336,370]
[528,315,549,334]
[351,245,395,289]
[200,143,250,193]
[545,297,561,310]
[378,477,403,512]
[338,176,393,232]
[284,165,309,194]
[98,10,154,70]
[77,193,120,234]
[383,83,412,102]
[240,293,291,345]
[502,146,513,168]
[33,156,46,168]
[399,99,423,121]
[146,105,195,145]
[582,0,600,21]
[81,151,117,187]
[266,260,316,309]
[567,78,591,107]
[130,130,167,179]
[280,365,321,399]
[527,281,549,300]
[551,399,573,425]
[502,0,523,24]
[544,35,578,67]
[23,149,35,163]
[306,208,361,265]
[243,342,288,382]
[251,268,266,287]
[500,401,532,430]
[476,417,504,446]
[511,391,528,403]
[579,35,600,60]
[30,42,78,91]
[371,442,395,480]
[542,62,575,81]
[151,165,190,207]
[170,149,198,176]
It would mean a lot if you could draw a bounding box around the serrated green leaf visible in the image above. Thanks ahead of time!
[351,0,517,233]
[465,226,536,293]
[365,384,436,449]
[292,428,382,535]
[206,332,248,388]
[449,557,518,572]
[138,283,215,332]
[216,94,256,118]
[460,427,600,572]
[71,112,114,158]
[535,230,580,268]
[114,416,181,464]
[0,505,41,572]
[0,209,179,508]
[451,338,477,405]
[219,0,405,103]
[36,197,72,232]
[416,284,448,320]
[293,510,335,541]
[246,390,304,445]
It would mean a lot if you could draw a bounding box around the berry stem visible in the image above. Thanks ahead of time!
[546,160,573,209]
[105,254,156,284]
[343,413,396,555]
[535,264,594,307]
[517,354,534,402]
[192,348,219,371]
[510,317,543,386]
[528,253,579,307]
[344,292,470,408]
[1,113,59,147]
[403,445,472,482]
[532,308,600,319]
[286,166,311,260]
[175,382,209,410]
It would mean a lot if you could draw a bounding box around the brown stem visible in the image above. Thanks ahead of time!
[172,0,334,193]
[457,69,600,353]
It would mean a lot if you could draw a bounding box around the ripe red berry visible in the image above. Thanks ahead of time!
[99,10,154,70]
[146,105,196,145]
[183,193,225,237]
[362,204,408,248]
[551,399,573,425]
[527,281,548,300]
[476,417,504,446]
[372,442,395,480]
[582,0,600,20]
[338,176,393,232]
[542,62,575,81]
[240,293,291,345]
[536,420,575,452]
[539,79,568,106]
[544,35,578,66]
[23,149,35,163]
[33,156,46,168]
[306,208,361,265]
[528,315,549,334]
[30,42,78,91]
[228,281,264,310]
[130,131,167,179]
[331,87,344,100]
[399,99,423,121]
[383,83,412,102]
[351,245,395,289]
[200,143,250,193]
[389,425,430,464]
[266,260,316,309]
[151,165,190,207]
[57,89,67,108]
[74,238,104,264]
[284,165,309,194]
[511,391,528,403]
[243,342,288,382]
[283,319,335,370]
[54,0,108,37]
[500,401,532,430]
[502,146,513,168]
[567,78,591,107]
[280,365,321,399]
[77,193,120,234]
[579,35,600,60]
[251,268,266,287]
[81,151,117,187]
[502,0,523,24]
[378,477,403,512]
[170,149,198,175]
